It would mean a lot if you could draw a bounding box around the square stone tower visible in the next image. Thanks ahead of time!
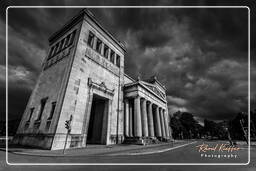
[13,9,126,150]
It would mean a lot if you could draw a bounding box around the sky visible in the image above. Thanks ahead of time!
[1,0,256,123]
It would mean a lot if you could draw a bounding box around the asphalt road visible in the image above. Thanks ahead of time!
[0,140,255,171]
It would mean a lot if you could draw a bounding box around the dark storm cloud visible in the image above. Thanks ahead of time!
[1,1,255,122]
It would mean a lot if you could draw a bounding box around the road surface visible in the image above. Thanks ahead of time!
[0,140,255,171]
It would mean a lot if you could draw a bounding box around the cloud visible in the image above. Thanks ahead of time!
[167,95,187,106]
[1,6,254,122]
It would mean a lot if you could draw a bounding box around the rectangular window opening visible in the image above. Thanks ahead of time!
[116,55,120,67]
[87,32,95,48]
[96,38,102,53]
[27,107,35,122]
[37,97,48,121]
[110,50,115,63]
[59,38,65,51]
[48,102,56,120]
[48,46,55,59]
[104,45,109,58]
[68,30,76,46]
[53,43,59,56]
[64,34,71,47]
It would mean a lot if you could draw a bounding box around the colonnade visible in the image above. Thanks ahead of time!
[124,96,170,140]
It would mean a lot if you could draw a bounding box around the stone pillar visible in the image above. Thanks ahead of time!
[155,105,162,138]
[163,110,170,138]
[114,53,117,65]
[160,108,166,138]
[141,98,148,137]
[124,99,129,137]
[101,43,104,56]
[129,100,133,137]
[108,47,111,60]
[93,37,97,49]
[134,96,142,138]
[147,102,155,138]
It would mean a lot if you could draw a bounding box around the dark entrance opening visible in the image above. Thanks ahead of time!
[87,94,108,144]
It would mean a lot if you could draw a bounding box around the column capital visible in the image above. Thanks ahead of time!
[146,100,152,105]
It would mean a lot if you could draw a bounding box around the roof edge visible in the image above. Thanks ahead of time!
[48,9,126,52]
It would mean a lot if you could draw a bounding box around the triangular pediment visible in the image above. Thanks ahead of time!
[140,81,166,99]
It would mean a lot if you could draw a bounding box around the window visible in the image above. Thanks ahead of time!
[27,107,34,122]
[103,45,109,58]
[57,39,65,53]
[87,32,95,48]
[116,55,120,67]
[96,38,102,53]
[110,50,115,63]
[48,102,56,120]
[68,30,76,46]
[60,39,65,51]
[48,46,55,59]
[53,43,59,55]
[64,34,71,48]
[37,98,48,120]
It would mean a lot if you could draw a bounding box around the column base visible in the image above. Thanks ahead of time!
[123,137,162,145]
[123,137,144,145]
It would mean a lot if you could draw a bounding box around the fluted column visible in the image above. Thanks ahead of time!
[124,99,129,137]
[160,108,166,138]
[163,110,170,138]
[147,102,155,137]
[155,105,162,138]
[129,101,133,137]
[141,98,148,137]
[134,96,142,137]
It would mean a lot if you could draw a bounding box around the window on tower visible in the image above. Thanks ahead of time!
[96,38,103,54]
[64,34,71,48]
[68,30,76,46]
[53,42,60,55]
[47,102,56,120]
[103,45,109,59]
[36,97,48,121]
[27,107,35,122]
[116,55,120,67]
[110,50,115,64]
[88,32,95,48]
[58,39,65,53]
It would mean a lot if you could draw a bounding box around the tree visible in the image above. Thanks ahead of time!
[179,112,199,139]
[170,115,184,139]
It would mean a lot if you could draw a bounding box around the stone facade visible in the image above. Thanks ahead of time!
[13,9,173,150]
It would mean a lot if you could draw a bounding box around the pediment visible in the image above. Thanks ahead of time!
[140,81,166,99]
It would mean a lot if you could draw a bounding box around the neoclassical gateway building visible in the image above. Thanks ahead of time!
[13,9,173,150]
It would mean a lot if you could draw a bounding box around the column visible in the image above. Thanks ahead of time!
[101,43,105,56]
[93,37,97,50]
[124,99,129,137]
[147,102,155,138]
[141,98,148,137]
[134,96,142,138]
[160,108,166,138]
[163,110,170,138]
[114,53,117,65]
[129,101,133,137]
[108,48,111,60]
[155,105,162,138]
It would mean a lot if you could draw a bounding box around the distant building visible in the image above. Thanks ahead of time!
[13,9,173,150]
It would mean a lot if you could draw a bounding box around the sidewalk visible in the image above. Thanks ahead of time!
[2,140,195,157]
